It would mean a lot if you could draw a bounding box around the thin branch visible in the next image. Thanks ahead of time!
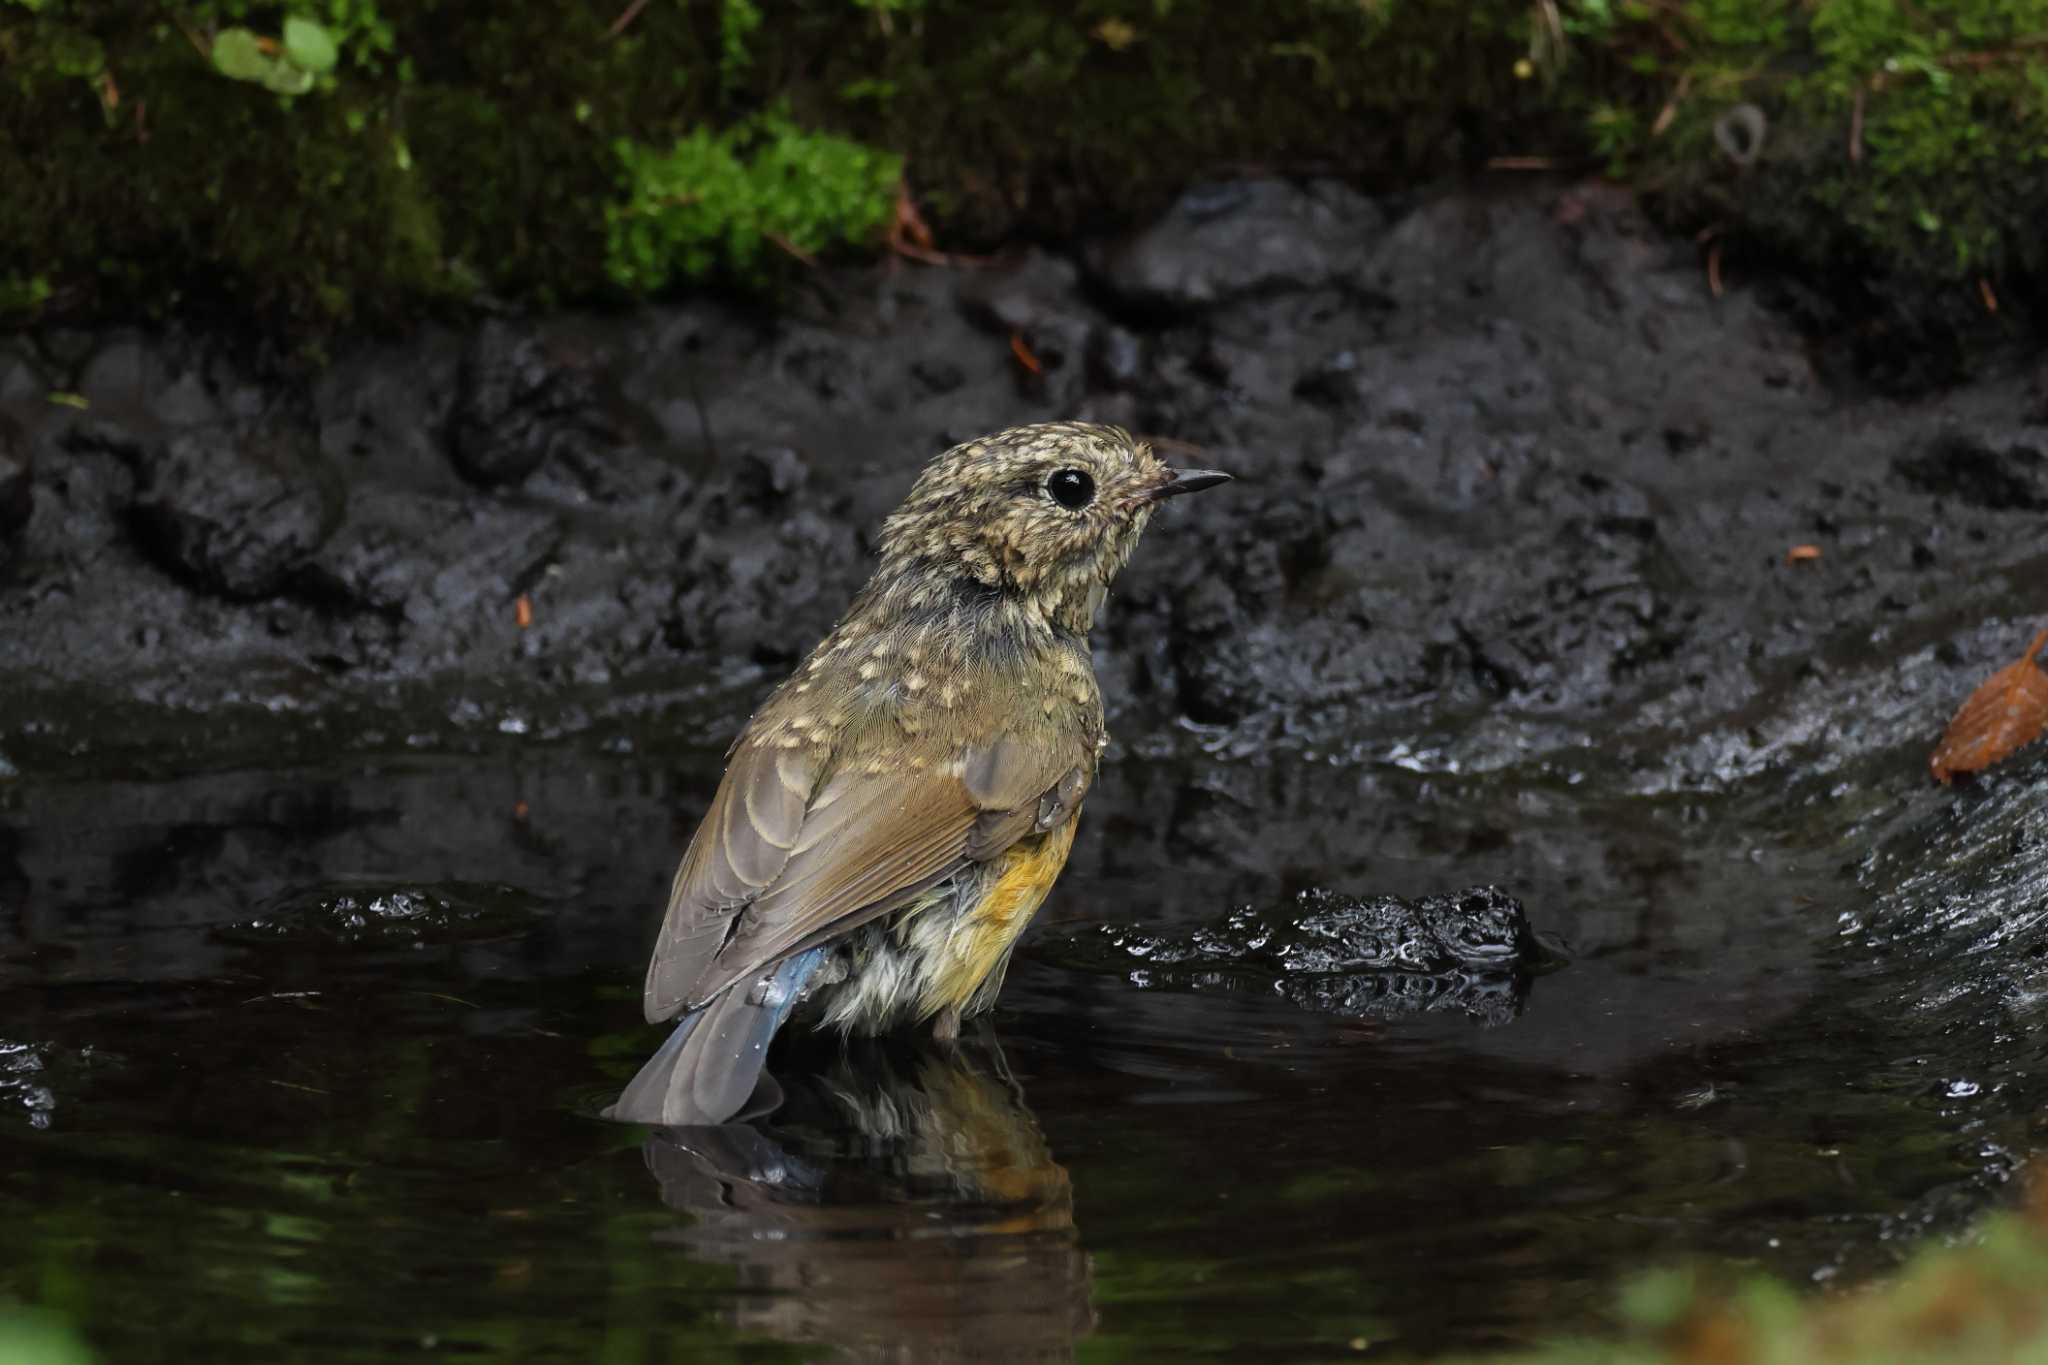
[605,0,652,41]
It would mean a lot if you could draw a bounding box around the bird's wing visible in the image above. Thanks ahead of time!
[641,740,818,1022]
[641,728,1090,1023]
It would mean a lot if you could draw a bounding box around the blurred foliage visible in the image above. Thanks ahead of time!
[1,0,2047,347]
[0,1310,95,1365]
[1461,1180,2048,1365]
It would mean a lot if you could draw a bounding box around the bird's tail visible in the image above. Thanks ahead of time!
[604,947,827,1127]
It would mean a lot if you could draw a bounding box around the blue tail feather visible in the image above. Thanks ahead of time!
[604,948,827,1126]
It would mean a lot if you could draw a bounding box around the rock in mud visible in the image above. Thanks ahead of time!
[960,250,1096,408]
[130,426,329,600]
[1089,179,1386,314]
[1047,884,1545,1025]
[1892,431,2048,512]
[304,489,561,624]
[448,320,608,488]
[1275,885,1538,972]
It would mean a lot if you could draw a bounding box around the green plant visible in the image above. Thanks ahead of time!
[718,0,762,89]
[201,0,400,95]
[604,111,901,290]
[0,275,53,313]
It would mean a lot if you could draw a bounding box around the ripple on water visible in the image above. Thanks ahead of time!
[216,882,546,949]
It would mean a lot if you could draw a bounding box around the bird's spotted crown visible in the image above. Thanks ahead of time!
[871,422,1187,634]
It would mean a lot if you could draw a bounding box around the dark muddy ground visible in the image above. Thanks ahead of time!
[2,177,2047,1361]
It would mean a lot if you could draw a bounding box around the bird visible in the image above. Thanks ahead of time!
[605,421,1231,1126]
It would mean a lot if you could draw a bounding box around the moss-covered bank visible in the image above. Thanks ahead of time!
[5,0,2048,361]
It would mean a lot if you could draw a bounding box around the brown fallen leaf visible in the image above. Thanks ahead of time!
[1785,543,1822,565]
[514,594,533,629]
[1930,628,2048,784]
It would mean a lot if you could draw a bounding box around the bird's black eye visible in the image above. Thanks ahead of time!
[1047,468,1095,510]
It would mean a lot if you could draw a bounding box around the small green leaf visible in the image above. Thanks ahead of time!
[283,16,339,74]
[264,61,316,96]
[212,27,316,96]
[211,28,271,83]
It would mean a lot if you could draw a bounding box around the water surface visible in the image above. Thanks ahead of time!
[0,728,2038,1361]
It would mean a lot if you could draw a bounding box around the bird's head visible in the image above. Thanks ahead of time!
[873,422,1230,634]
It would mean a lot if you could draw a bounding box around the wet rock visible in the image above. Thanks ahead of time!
[1086,326,1144,392]
[300,492,437,615]
[130,426,329,600]
[1047,885,1544,1025]
[1292,348,1367,409]
[667,502,863,665]
[0,1039,57,1129]
[1275,885,1537,971]
[305,490,562,626]
[1437,504,1692,708]
[960,251,1094,407]
[1090,179,1385,315]
[1162,491,1355,724]
[0,415,29,566]
[1892,431,2048,512]
[910,358,965,397]
[733,445,808,507]
[449,320,606,488]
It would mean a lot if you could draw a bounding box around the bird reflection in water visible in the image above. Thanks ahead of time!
[638,1034,1092,1361]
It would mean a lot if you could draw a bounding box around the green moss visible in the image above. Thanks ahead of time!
[606,112,900,289]
[1563,0,2048,295]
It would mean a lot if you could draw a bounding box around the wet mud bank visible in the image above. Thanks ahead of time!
[3,178,2045,777]
[3,177,2048,1356]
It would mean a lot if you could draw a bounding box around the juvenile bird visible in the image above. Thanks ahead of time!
[607,421,1230,1126]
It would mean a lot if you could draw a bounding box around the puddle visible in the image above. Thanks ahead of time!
[2,726,2040,1361]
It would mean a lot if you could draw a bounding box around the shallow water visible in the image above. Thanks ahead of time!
[0,723,2042,1362]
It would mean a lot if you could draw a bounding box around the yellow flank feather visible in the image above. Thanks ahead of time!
[919,817,1080,1018]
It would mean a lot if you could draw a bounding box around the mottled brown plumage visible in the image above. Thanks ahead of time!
[607,421,1229,1126]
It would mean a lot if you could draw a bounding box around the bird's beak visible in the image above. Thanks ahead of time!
[1152,468,1233,500]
